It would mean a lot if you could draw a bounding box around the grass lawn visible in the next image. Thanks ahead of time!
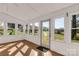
[72,40,79,43]
[72,33,79,43]
[42,31,49,45]
[42,31,64,46]
[55,34,64,40]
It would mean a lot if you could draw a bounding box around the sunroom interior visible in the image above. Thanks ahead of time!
[0,3,79,56]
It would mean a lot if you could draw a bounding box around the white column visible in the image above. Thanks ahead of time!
[64,13,71,44]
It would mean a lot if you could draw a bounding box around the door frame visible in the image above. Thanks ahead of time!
[40,19,51,48]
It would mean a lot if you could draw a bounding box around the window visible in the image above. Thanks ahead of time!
[72,14,79,43]
[34,22,39,35]
[25,24,28,34]
[0,21,4,36]
[55,17,64,40]
[29,24,32,35]
[42,20,49,47]
[7,23,15,35]
[17,24,23,35]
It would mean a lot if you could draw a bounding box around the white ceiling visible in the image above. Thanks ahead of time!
[0,3,75,22]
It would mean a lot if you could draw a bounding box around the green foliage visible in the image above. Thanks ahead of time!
[8,29,15,35]
[42,31,49,45]
[43,27,48,31]
[0,29,4,36]
[55,34,64,40]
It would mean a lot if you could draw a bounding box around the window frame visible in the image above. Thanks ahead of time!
[71,14,79,43]
[0,21,4,36]
[17,24,24,35]
[34,22,39,35]
[7,23,16,35]
[25,24,28,34]
[29,23,33,35]
[54,17,65,41]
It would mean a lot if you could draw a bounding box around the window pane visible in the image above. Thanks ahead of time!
[34,22,39,35]
[72,14,79,28]
[72,29,79,43]
[7,23,15,35]
[42,21,49,46]
[0,21,4,36]
[29,24,32,35]
[55,17,64,40]
[72,15,76,28]
[72,14,79,43]
[17,24,23,35]
[25,24,28,34]
[76,15,79,28]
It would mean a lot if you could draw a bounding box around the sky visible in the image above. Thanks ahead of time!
[55,17,64,29]
[43,21,49,28]
[35,22,39,26]
[42,17,64,29]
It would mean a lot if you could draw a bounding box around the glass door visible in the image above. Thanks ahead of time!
[41,20,50,48]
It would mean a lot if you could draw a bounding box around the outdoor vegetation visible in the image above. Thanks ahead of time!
[55,17,64,40]
[42,21,49,47]
[72,14,79,43]
[42,27,49,46]
[29,24,32,35]
[25,25,28,34]
[55,28,64,40]
[7,23,15,35]
[0,22,4,36]
[17,24,23,35]
[34,23,39,35]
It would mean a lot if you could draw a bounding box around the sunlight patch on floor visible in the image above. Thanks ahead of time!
[0,48,7,52]
[5,43,16,48]
[0,43,16,53]
[21,45,29,54]
[30,49,38,56]
[8,47,17,55]
[16,42,24,48]
[15,51,23,56]
[0,45,4,48]
[43,51,52,56]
